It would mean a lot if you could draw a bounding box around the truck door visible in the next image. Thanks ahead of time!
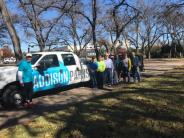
[79,59,90,83]
[33,54,70,92]
[73,54,89,82]
[61,54,81,84]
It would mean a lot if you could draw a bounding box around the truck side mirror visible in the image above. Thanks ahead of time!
[76,67,80,71]
[37,63,47,71]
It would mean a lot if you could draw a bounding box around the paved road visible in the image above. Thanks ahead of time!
[0,58,184,130]
[0,87,113,129]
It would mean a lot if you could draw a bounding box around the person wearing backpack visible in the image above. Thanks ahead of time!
[111,55,119,85]
[117,53,131,83]
[131,52,141,83]
[122,53,131,83]
[117,55,123,82]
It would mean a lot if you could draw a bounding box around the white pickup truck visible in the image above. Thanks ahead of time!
[0,51,90,107]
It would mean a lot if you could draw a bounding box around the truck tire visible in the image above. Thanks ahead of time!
[1,85,22,108]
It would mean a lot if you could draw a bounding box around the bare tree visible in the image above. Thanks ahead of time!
[127,0,164,59]
[102,0,140,54]
[0,17,7,44]
[124,16,142,53]
[59,12,92,56]
[72,0,100,58]
[0,0,22,60]
[161,1,184,57]
[1,45,14,58]
[18,0,76,51]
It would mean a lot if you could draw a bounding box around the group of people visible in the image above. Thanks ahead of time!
[17,51,142,108]
[88,52,142,89]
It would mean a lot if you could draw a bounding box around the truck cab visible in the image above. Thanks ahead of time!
[0,51,90,107]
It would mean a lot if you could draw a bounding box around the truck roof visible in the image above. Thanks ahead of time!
[33,51,74,55]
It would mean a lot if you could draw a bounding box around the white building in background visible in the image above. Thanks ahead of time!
[52,39,131,57]
[54,43,94,51]
[115,40,130,50]
[53,43,96,57]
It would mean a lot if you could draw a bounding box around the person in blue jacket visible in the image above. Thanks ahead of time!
[17,53,33,107]
[88,57,98,88]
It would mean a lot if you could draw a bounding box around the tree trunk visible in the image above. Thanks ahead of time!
[92,25,99,58]
[35,32,45,52]
[0,0,22,61]
[148,51,151,59]
[141,46,145,59]
[135,21,139,54]
[112,39,119,55]
[136,47,139,54]
[92,0,99,59]
[146,48,151,59]
[146,46,151,59]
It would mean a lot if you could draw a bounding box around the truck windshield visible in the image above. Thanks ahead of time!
[31,54,42,64]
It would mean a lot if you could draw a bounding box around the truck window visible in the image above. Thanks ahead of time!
[39,54,59,68]
[31,54,42,64]
[62,54,76,66]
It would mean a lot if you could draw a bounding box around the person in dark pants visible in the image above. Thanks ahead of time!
[131,52,141,82]
[88,57,98,88]
[111,56,119,85]
[104,54,114,86]
[96,55,106,89]
[117,55,123,82]
[121,53,131,83]
[18,53,34,108]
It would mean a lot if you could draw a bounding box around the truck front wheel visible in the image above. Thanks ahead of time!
[1,85,23,108]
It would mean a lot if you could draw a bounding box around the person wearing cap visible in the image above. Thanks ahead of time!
[17,53,34,107]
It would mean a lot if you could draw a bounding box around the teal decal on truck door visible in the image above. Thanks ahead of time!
[32,54,70,92]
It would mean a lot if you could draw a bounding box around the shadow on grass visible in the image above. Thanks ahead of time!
[0,68,184,138]
[53,87,184,138]
[0,86,183,138]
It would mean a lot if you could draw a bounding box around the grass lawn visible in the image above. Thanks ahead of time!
[0,66,184,138]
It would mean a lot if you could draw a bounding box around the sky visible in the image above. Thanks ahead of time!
[5,0,59,52]
[3,0,139,52]
[2,0,181,53]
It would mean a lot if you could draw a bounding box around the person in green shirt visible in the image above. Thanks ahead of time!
[96,55,106,89]
[17,53,33,107]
